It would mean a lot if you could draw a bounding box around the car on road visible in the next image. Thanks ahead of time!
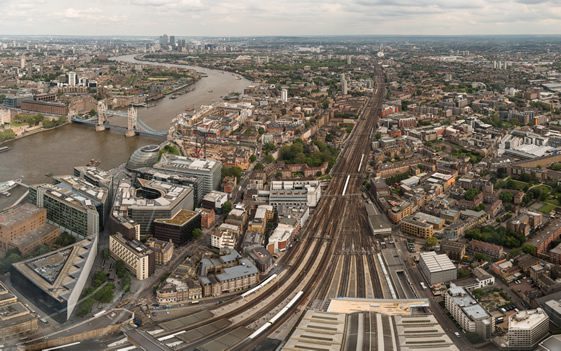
[454,332,460,337]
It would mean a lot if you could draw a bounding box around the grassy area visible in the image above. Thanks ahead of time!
[539,202,557,214]
[509,179,529,191]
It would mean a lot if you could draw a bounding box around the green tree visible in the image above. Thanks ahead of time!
[249,155,257,163]
[94,283,115,303]
[54,232,76,247]
[522,243,537,256]
[92,271,108,288]
[76,297,94,317]
[115,260,128,279]
[258,127,265,135]
[222,166,243,181]
[499,191,514,203]
[222,201,233,215]
[464,188,480,201]
[0,249,22,273]
[192,228,203,239]
[425,236,438,248]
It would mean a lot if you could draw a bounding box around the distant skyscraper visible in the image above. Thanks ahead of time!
[341,74,348,95]
[160,34,169,46]
[281,89,288,103]
[265,56,270,64]
[169,36,175,46]
[20,55,26,69]
[67,71,77,86]
[347,55,352,65]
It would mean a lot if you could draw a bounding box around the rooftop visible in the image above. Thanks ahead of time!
[0,202,43,228]
[420,251,456,273]
[154,209,200,226]
[509,309,549,330]
[156,154,220,172]
[12,237,97,302]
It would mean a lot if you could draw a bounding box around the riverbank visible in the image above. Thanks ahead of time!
[134,54,253,82]
[0,121,70,146]
[1,57,251,184]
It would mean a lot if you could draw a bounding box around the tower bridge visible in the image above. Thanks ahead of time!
[72,101,167,139]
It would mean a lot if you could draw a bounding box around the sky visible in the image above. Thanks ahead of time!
[3,0,561,36]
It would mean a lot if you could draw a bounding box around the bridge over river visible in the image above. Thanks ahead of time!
[72,101,168,139]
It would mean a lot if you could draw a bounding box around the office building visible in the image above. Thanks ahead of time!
[154,155,222,196]
[67,71,77,86]
[445,283,494,339]
[268,180,322,209]
[109,233,155,280]
[111,179,194,239]
[201,191,229,214]
[0,203,60,255]
[11,236,98,323]
[419,251,457,285]
[506,309,549,350]
[199,254,259,297]
[73,166,113,188]
[0,281,38,343]
[210,223,239,251]
[153,209,201,245]
[28,183,100,238]
[400,216,434,238]
[146,238,174,265]
[341,73,348,95]
[52,175,110,230]
[281,88,288,103]
[132,167,205,205]
[267,223,295,254]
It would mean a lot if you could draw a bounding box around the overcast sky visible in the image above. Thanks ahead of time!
[3,0,561,36]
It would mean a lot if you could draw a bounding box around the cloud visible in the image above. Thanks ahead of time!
[0,0,561,35]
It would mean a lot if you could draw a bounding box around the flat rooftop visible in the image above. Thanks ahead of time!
[327,298,429,316]
[12,237,96,302]
[156,155,219,172]
[0,202,43,228]
[154,209,200,226]
[420,251,456,273]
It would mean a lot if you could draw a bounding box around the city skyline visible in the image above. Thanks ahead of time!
[4,0,561,36]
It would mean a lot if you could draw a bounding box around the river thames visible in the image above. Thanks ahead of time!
[0,55,251,183]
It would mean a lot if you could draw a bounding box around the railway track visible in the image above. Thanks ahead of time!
[148,65,387,351]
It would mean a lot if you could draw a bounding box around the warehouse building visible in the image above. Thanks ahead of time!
[419,251,457,285]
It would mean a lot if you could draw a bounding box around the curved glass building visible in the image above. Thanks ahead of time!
[126,144,160,170]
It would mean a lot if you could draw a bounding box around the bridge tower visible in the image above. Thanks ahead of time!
[95,101,108,131]
[125,106,137,137]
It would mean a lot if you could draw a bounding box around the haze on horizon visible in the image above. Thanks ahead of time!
[3,0,561,37]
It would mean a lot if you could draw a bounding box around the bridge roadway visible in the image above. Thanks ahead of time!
[71,113,167,138]
[102,65,386,351]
